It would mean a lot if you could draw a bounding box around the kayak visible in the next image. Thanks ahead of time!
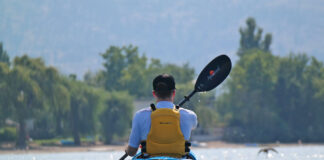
[132,151,197,160]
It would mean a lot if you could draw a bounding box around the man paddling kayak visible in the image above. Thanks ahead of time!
[125,74,198,158]
[120,55,231,160]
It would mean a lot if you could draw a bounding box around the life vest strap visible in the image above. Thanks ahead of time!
[185,141,191,152]
[140,140,191,156]
[150,103,156,111]
[150,103,180,111]
[140,141,147,152]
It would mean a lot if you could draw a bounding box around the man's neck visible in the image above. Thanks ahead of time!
[156,99,173,103]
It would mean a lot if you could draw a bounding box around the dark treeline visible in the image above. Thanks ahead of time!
[0,17,324,149]
[216,18,324,142]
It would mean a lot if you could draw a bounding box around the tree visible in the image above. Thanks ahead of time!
[68,79,86,145]
[0,63,10,127]
[312,63,324,141]
[274,54,324,141]
[0,44,10,125]
[100,91,133,144]
[101,46,127,91]
[119,46,149,97]
[238,17,272,57]
[12,56,58,140]
[4,55,74,147]
[101,45,150,96]
[272,54,308,141]
[219,50,281,142]
[84,70,105,88]
[216,17,324,142]
[161,63,195,84]
[6,66,44,148]
[0,43,10,65]
[67,78,102,145]
[100,45,196,98]
[43,67,70,136]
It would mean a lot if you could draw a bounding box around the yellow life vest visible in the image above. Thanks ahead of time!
[144,104,188,158]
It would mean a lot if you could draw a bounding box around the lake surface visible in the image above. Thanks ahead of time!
[1,146,324,160]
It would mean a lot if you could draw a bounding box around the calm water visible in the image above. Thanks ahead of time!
[0,146,324,160]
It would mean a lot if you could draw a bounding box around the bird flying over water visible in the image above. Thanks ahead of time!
[258,147,278,155]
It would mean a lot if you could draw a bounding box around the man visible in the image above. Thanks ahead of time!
[125,74,198,157]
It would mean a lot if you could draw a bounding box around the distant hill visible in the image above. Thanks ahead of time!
[1,0,323,78]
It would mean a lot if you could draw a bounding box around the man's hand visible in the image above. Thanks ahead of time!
[125,145,138,156]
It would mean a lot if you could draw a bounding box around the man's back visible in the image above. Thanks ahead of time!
[125,74,198,157]
[128,101,198,148]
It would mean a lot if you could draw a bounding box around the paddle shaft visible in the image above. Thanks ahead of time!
[119,152,128,160]
[178,90,197,107]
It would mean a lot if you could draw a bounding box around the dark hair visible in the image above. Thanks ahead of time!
[153,74,175,99]
[155,82,174,98]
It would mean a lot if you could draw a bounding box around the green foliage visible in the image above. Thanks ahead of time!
[220,50,281,142]
[102,46,127,91]
[0,63,10,126]
[238,17,272,57]
[67,79,103,145]
[6,56,46,148]
[7,67,43,119]
[159,63,195,84]
[100,45,150,97]
[2,16,323,146]
[99,91,133,144]
[0,127,17,142]
[217,18,324,142]
[33,138,61,146]
[0,43,10,65]
[84,71,105,88]
[219,49,324,142]
[0,43,213,147]
[0,54,96,147]
[273,54,324,141]
[98,45,195,98]
[0,50,136,147]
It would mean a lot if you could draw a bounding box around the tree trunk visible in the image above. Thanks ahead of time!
[73,130,81,145]
[71,104,80,145]
[16,119,27,149]
[55,113,63,135]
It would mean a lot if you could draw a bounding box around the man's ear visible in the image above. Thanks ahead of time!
[152,90,156,97]
[172,90,176,97]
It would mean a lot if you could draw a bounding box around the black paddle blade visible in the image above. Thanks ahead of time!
[195,55,232,92]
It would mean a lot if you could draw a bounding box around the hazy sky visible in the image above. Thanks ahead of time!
[1,0,323,77]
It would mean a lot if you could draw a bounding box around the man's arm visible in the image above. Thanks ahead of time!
[125,112,141,156]
[182,108,198,129]
[192,111,198,129]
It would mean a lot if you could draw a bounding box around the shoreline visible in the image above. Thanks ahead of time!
[1,141,323,154]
